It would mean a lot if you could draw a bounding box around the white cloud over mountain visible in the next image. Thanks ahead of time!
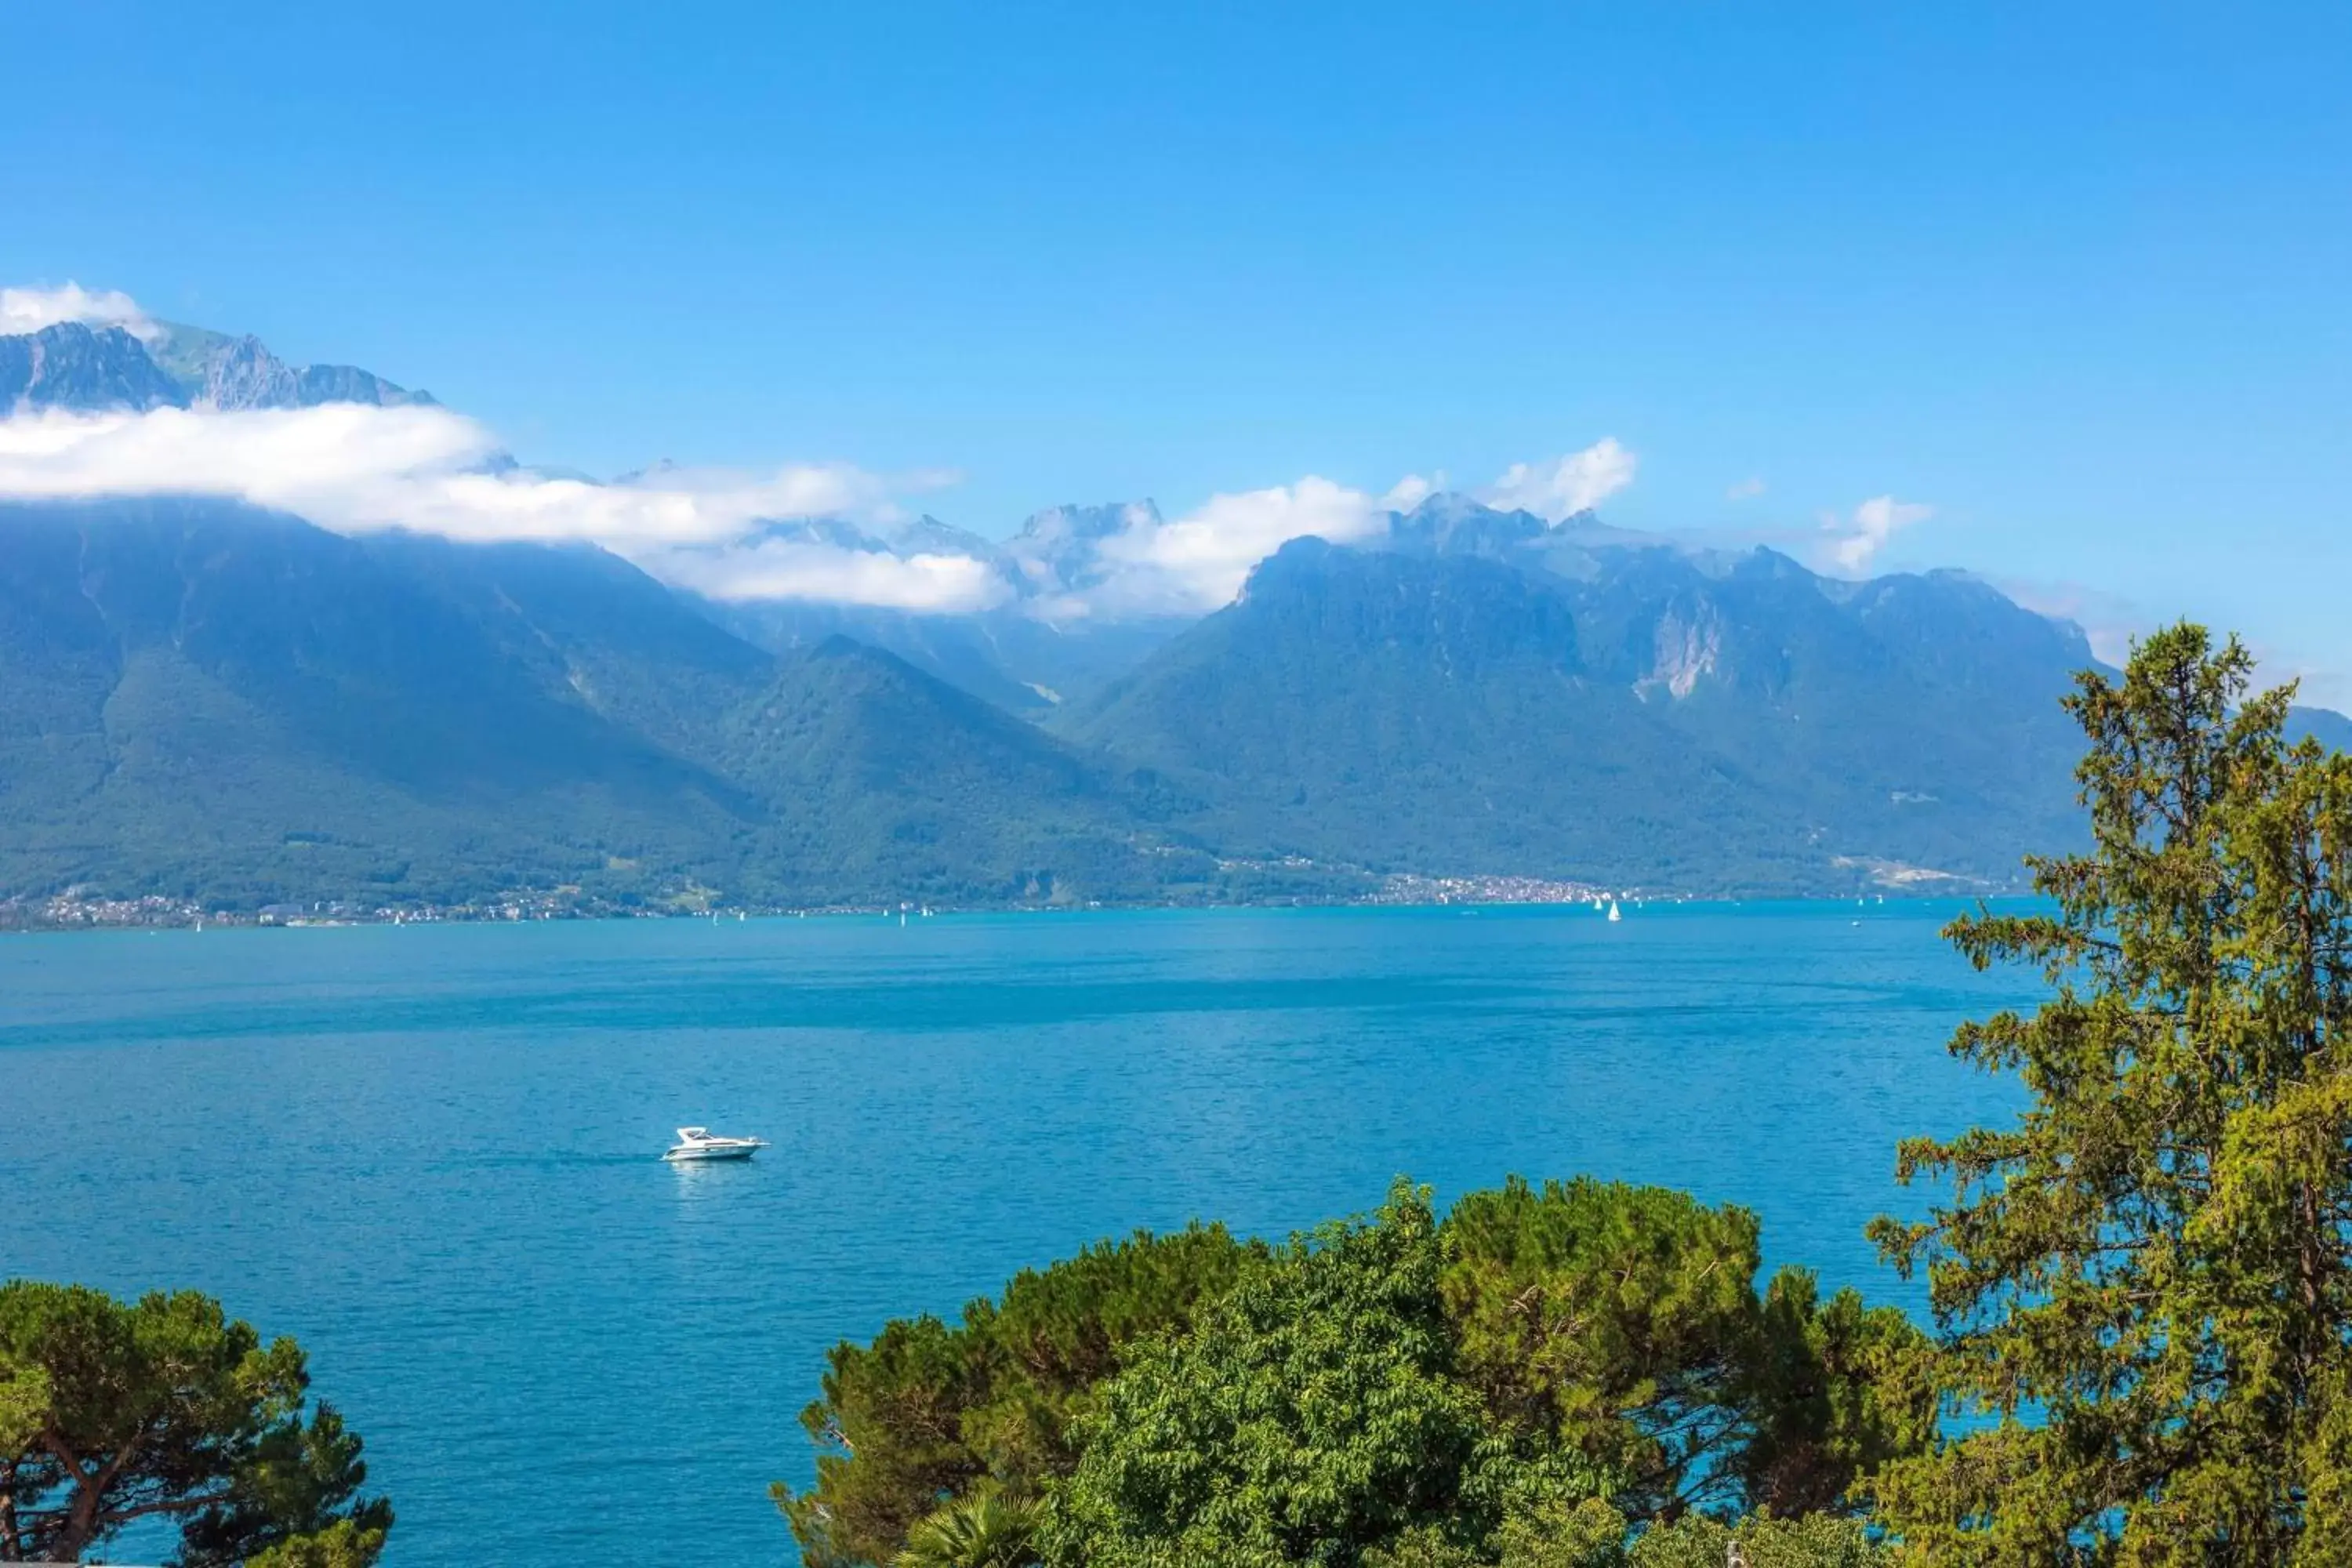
[0,392,1644,620]
[1822,494,1933,572]
[644,536,1012,613]
[1033,443,1638,619]
[0,403,999,612]
[1481,437,1637,521]
[0,285,1648,617]
[0,281,157,339]
[1073,475,1392,618]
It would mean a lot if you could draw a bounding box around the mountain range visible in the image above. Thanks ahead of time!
[0,318,429,412]
[2,314,2338,912]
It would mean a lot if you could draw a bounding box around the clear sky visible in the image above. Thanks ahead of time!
[7,2,2350,695]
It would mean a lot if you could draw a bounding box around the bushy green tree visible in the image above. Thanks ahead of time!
[1869,625,2352,1563]
[777,1221,1261,1566]
[1039,1181,1579,1568]
[241,1517,390,1568]
[787,1178,1926,1566]
[0,1281,389,1566]
[893,1482,1040,1568]
[1626,1513,1886,1568]
[1363,1496,1632,1568]
[1442,1178,1927,1520]
[1360,1504,1886,1568]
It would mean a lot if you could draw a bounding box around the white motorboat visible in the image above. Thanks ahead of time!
[662,1126,769,1162]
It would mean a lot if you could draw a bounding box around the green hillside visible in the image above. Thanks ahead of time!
[1069,538,2093,894]
[0,497,2326,912]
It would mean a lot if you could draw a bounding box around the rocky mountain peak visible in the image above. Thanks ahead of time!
[0,316,430,413]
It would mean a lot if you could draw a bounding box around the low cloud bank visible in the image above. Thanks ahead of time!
[646,537,1012,614]
[0,403,996,612]
[0,285,1640,618]
[0,383,1641,620]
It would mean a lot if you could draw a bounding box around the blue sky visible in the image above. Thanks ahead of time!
[7,2,2350,694]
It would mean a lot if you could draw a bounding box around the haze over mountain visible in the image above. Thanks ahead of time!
[2,302,2339,912]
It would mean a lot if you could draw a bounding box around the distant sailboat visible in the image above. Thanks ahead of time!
[1607,899,1623,923]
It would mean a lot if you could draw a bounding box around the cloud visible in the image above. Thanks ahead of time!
[1480,437,1636,521]
[0,402,997,611]
[0,342,1650,622]
[643,538,1011,613]
[1381,472,1439,512]
[1820,494,1933,572]
[1007,444,1641,622]
[1040,475,1390,620]
[1726,476,1766,501]
[1,282,157,339]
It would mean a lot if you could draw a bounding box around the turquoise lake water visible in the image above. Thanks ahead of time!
[0,903,2034,1566]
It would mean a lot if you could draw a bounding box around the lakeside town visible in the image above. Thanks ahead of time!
[3,873,1665,931]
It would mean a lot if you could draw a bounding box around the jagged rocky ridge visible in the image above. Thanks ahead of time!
[0,319,430,412]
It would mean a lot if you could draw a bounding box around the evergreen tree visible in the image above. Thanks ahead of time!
[0,1282,389,1566]
[1869,624,2352,1562]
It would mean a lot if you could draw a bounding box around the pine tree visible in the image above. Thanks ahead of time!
[1869,624,2352,1563]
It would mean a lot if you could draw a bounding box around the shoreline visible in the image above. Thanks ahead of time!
[0,880,2013,935]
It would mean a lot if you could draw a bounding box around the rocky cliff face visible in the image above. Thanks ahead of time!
[0,320,430,412]
[0,323,186,412]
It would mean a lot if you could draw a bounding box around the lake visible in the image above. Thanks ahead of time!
[0,902,2034,1566]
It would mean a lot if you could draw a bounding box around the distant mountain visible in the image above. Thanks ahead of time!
[690,503,1196,713]
[5,305,2347,911]
[0,320,430,412]
[1069,529,2098,894]
[2290,706,2352,754]
[712,637,1211,905]
[0,499,1211,909]
[0,497,752,906]
[0,322,186,412]
[703,593,1185,716]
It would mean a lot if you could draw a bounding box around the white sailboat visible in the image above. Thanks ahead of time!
[1606,899,1622,923]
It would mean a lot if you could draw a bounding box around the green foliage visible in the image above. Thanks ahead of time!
[1441,1177,1928,1521]
[1358,1504,1885,1568]
[241,1516,389,1568]
[1039,1181,1544,1568]
[775,1222,1261,1567]
[786,1178,1926,1568]
[0,1280,389,1566]
[1626,1513,1886,1568]
[1495,1497,1641,1568]
[892,1483,1040,1568]
[1867,623,2352,1563]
